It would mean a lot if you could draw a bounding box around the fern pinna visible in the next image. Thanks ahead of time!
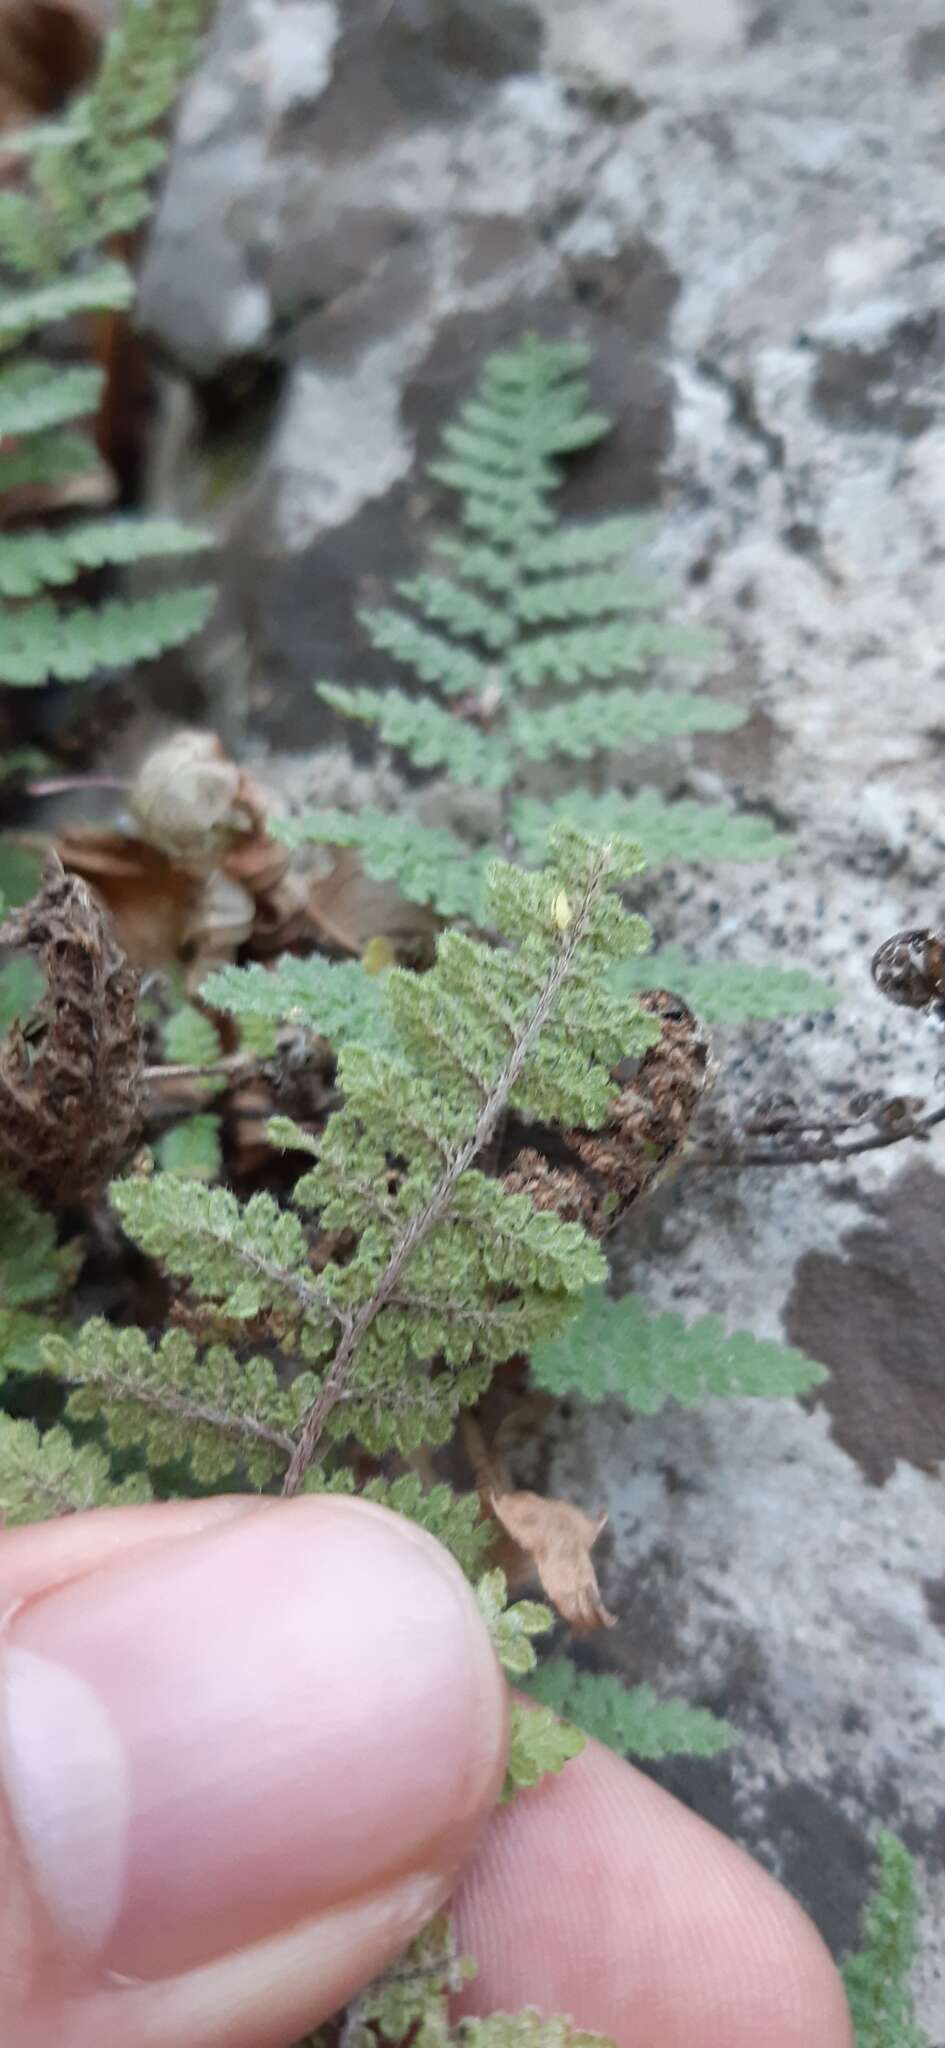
[276,336,832,1023]
[0,0,212,688]
[0,828,820,1776]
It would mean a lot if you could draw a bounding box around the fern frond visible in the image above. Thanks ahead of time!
[2,0,207,279]
[843,1833,928,2048]
[432,536,518,593]
[109,1181,335,1331]
[279,830,650,1473]
[0,587,216,686]
[610,947,838,1021]
[302,1472,494,1577]
[275,810,488,920]
[0,261,133,340]
[360,608,491,696]
[201,956,393,1048]
[0,0,210,697]
[506,689,744,763]
[530,1287,826,1410]
[318,684,508,789]
[476,1567,553,1679]
[0,1185,74,1309]
[0,359,103,438]
[397,572,515,650]
[0,953,44,1034]
[0,430,102,494]
[512,570,669,625]
[42,1320,307,1485]
[506,620,718,691]
[525,1658,736,1759]
[155,1114,223,1180]
[461,2013,609,2048]
[0,1418,151,1524]
[523,513,657,571]
[511,790,792,867]
[0,517,212,600]
[163,1004,223,1068]
[504,1700,584,1800]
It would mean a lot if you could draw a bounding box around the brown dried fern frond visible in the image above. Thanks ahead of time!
[0,856,143,1205]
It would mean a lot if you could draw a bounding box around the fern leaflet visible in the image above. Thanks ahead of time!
[530,1288,826,1411]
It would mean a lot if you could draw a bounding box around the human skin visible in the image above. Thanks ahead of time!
[0,1496,853,2048]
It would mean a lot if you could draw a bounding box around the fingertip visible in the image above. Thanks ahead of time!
[2,1495,508,1985]
[454,1734,853,2048]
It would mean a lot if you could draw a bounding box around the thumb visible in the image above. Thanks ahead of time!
[0,1496,508,2048]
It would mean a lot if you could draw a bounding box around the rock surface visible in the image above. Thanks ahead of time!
[140,0,945,2019]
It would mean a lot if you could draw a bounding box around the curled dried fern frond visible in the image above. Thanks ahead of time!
[0,856,143,1203]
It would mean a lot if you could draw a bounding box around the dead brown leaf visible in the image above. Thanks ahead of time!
[131,731,272,873]
[48,733,308,982]
[489,1488,617,1633]
[52,829,200,969]
[0,853,142,1204]
[309,848,438,966]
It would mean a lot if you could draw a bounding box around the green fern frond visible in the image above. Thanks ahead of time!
[42,1320,311,1486]
[110,1180,333,1333]
[0,0,207,282]
[610,947,839,1022]
[0,360,103,438]
[530,1287,826,1411]
[0,953,45,1034]
[0,1186,70,1309]
[0,587,216,687]
[843,1833,928,2048]
[302,1472,494,1578]
[318,684,508,789]
[505,620,718,691]
[512,569,667,625]
[274,810,488,921]
[360,608,491,697]
[276,833,645,1457]
[505,689,744,763]
[0,430,102,494]
[476,1567,553,1679]
[163,1004,224,1068]
[0,517,212,600]
[522,513,658,571]
[0,1418,152,1524]
[0,261,134,340]
[504,1700,584,1801]
[510,790,792,867]
[460,2014,609,2048]
[201,956,393,1049]
[0,0,210,695]
[342,1915,474,2048]
[397,572,515,649]
[155,1114,223,1181]
[525,1659,737,1760]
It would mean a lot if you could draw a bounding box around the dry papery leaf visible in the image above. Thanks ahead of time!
[490,1488,616,1633]
[0,853,143,1204]
[308,846,438,968]
[50,732,307,985]
[50,732,433,985]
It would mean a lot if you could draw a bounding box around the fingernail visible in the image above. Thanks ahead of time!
[1,1498,506,1982]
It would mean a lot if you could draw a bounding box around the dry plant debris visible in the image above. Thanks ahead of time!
[0,853,143,1203]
